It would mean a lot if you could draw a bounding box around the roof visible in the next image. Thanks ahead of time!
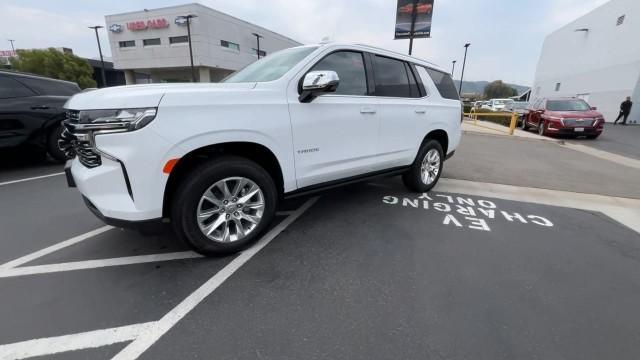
[0,70,78,85]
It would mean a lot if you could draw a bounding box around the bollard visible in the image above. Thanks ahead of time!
[509,112,517,135]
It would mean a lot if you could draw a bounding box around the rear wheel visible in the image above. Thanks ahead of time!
[402,139,444,192]
[46,124,67,162]
[586,134,600,140]
[171,156,277,256]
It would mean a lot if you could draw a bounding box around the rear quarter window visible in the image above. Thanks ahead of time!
[15,77,80,96]
[417,66,460,100]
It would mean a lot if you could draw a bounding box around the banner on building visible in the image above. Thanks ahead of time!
[394,0,434,39]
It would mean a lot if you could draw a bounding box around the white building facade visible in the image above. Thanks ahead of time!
[532,0,640,123]
[105,3,301,84]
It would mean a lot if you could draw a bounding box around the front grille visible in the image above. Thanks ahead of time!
[562,118,596,127]
[62,110,102,168]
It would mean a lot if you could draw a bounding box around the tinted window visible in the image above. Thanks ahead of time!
[143,38,161,46]
[423,67,459,100]
[405,63,421,98]
[221,40,240,51]
[0,75,35,99]
[119,40,135,48]
[373,55,411,97]
[310,51,367,96]
[169,36,188,44]
[16,77,80,96]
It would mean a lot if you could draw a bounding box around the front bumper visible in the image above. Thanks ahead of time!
[82,196,164,234]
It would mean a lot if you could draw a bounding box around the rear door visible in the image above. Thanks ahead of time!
[373,54,426,169]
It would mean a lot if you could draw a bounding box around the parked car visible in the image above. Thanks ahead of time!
[61,43,462,256]
[0,70,81,161]
[503,101,529,125]
[523,97,604,139]
[487,98,514,112]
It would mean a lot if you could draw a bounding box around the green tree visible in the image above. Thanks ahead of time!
[10,48,96,89]
[483,80,517,99]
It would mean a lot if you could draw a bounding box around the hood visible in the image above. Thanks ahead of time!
[64,82,257,110]
[547,110,602,118]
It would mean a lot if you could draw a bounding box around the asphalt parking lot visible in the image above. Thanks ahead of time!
[2,132,640,360]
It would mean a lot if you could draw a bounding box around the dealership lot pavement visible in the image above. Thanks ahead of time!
[1,132,640,359]
[565,123,640,160]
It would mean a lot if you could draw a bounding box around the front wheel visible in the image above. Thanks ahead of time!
[171,156,278,256]
[521,116,529,130]
[47,125,67,162]
[538,120,546,136]
[402,139,444,192]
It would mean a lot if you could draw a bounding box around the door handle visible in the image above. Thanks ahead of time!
[360,107,376,114]
[415,109,426,114]
[31,105,50,110]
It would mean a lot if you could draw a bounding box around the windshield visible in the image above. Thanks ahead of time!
[224,46,318,83]
[546,100,591,111]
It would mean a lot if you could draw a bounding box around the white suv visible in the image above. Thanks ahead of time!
[62,43,462,256]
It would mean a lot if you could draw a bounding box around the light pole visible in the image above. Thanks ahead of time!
[8,39,15,53]
[458,43,470,95]
[451,60,457,76]
[88,26,107,88]
[178,14,198,82]
[252,32,263,59]
[407,0,418,55]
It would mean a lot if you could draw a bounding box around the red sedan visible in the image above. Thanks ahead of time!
[523,98,605,139]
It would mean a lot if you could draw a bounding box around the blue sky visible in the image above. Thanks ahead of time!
[0,0,609,86]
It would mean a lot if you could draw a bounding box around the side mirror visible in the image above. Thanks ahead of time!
[299,70,339,103]
[591,106,597,110]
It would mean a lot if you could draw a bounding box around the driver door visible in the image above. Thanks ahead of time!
[287,50,380,188]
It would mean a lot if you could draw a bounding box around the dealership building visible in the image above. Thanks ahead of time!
[105,3,301,84]
[532,0,639,123]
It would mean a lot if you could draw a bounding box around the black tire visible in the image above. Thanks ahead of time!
[47,125,67,162]
[521,116,529,131]
[171,156,278,256]
[538,120,546,136]
[402,139,444,193]
[586,134,599,140]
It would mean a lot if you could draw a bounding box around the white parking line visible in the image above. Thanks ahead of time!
[0,251,203,278]
[0,322,156,359]
[0,172,65,187]
[0,226,114,269]
[111,196,319,360]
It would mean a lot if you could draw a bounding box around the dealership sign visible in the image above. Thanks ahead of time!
[0,50,16,57]
[126,18,170,31]
[394,0,434,39]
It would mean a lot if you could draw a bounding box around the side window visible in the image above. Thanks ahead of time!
[0,75,35,99]
[373,55,411,97]
[16,77,80,96]
[310,51,367,96]
[423,67,459,100]
[404,63,422,98]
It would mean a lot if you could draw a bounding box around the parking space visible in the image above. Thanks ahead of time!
[2,132,640,359]
[565,123,640,161]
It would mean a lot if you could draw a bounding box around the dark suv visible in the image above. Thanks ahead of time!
[0,71,81,160]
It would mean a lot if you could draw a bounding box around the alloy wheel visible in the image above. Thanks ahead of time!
[421,149,440,185]
[196,177,265,243]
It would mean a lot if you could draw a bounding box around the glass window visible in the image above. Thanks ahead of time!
[15,77,79,96]
[119,40,135,48]
[169,36,189,44]
[546,100,591,111]
[143,38,161,46]
[555,82,561,91]
[310,51,367,96]
[224,46,318,83]
[373,55,411,98]
[423,67,459,100]
[405,63,421,98]
[0,75,35,99]
[221,40,240,51]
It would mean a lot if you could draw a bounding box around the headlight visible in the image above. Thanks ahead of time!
[74,108,157,132]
